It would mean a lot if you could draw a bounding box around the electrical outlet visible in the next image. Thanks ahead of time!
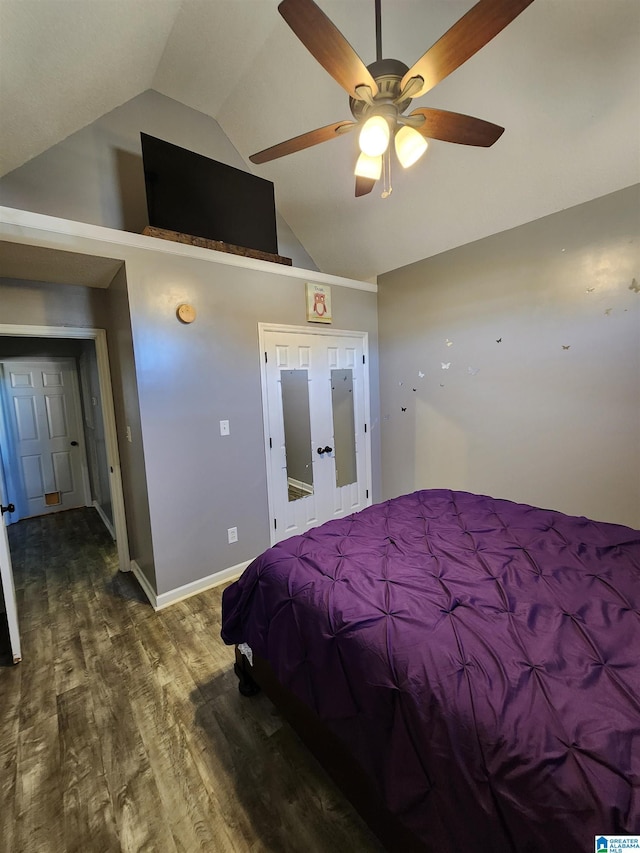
[220,420,230,436]
[126,426,132,443]
[227,526,238,544]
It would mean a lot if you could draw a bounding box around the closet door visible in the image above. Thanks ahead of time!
[262,327,370,543]
[316,333,369,520]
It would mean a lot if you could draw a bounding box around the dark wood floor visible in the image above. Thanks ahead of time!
[0,508,383,853]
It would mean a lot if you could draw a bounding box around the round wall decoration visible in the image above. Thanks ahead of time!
[176,303,196,323]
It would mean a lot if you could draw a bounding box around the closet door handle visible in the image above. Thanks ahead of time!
[1,503,15,515]
[317,445,333,455]
[70,441,79,446]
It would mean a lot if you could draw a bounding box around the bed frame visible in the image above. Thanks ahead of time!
[234,647,427,853]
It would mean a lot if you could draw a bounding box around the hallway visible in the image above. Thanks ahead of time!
[0,508,380,852]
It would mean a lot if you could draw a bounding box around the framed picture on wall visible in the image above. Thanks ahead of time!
[306,282,332,324]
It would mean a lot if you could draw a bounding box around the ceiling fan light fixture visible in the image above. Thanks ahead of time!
[354,152,383,181]
[359,115,390,157]
[395,126,428,168]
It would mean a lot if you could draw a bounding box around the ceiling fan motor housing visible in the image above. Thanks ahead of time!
[349,58,412,123]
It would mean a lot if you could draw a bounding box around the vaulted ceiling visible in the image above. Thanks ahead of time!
[1,0,639,281]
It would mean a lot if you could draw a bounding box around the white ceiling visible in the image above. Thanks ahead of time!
[1,0,639,281]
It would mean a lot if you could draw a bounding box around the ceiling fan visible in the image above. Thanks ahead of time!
[250,0,535,197]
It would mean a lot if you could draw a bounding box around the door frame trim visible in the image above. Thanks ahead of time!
[0,442,21,663]
[0,324,130,573]
[258,323,372,546]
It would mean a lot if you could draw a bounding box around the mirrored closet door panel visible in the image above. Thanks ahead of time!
[261,327,370,543]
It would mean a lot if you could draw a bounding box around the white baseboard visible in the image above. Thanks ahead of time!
[130,558,250,611]
[93,501,115,540]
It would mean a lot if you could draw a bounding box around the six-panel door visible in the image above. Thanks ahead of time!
[3,361,87,518]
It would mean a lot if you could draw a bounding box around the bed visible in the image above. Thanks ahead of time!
[221,490,640,851]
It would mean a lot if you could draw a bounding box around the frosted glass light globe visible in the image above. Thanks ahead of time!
[354,152,383,180]
[359,116,390,157]
[395,126,428,168]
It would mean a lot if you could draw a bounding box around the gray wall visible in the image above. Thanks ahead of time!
[378,185,640,528]
[104,267,156,588]
[0,275,156,584]
[0,89,318,272]
[120,248,379,596]
[0,277,109,327]
[78,342,113,528]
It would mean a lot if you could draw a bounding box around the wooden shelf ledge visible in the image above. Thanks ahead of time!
[142,225,292,266]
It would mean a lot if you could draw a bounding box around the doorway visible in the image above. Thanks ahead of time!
[259,324,372,544]
[0,324,128,567]
[0,357,92,520]
[0,324,130,663]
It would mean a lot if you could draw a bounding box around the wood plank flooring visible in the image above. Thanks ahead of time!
[0,508,383,853]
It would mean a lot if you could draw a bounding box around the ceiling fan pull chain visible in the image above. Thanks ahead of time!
[382,151,388,197]
[382,150,393,198]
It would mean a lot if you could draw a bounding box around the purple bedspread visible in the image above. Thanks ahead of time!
[221,490,640,851]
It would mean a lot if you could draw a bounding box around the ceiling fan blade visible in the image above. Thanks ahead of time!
[279,0,379,99]
[250,121,356,165]
[409,108,504,147]
[401,0,535,99]
[355,175,376,197]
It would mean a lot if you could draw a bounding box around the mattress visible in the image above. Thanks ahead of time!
[221,490,640,851]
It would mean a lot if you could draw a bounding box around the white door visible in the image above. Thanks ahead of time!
[261,326,371,543]
[0,448,21,663]
[1,360,89,519]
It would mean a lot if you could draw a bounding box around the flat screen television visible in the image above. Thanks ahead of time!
[140,133,278,255]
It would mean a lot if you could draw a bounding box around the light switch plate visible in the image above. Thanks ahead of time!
[220,420,230,436]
